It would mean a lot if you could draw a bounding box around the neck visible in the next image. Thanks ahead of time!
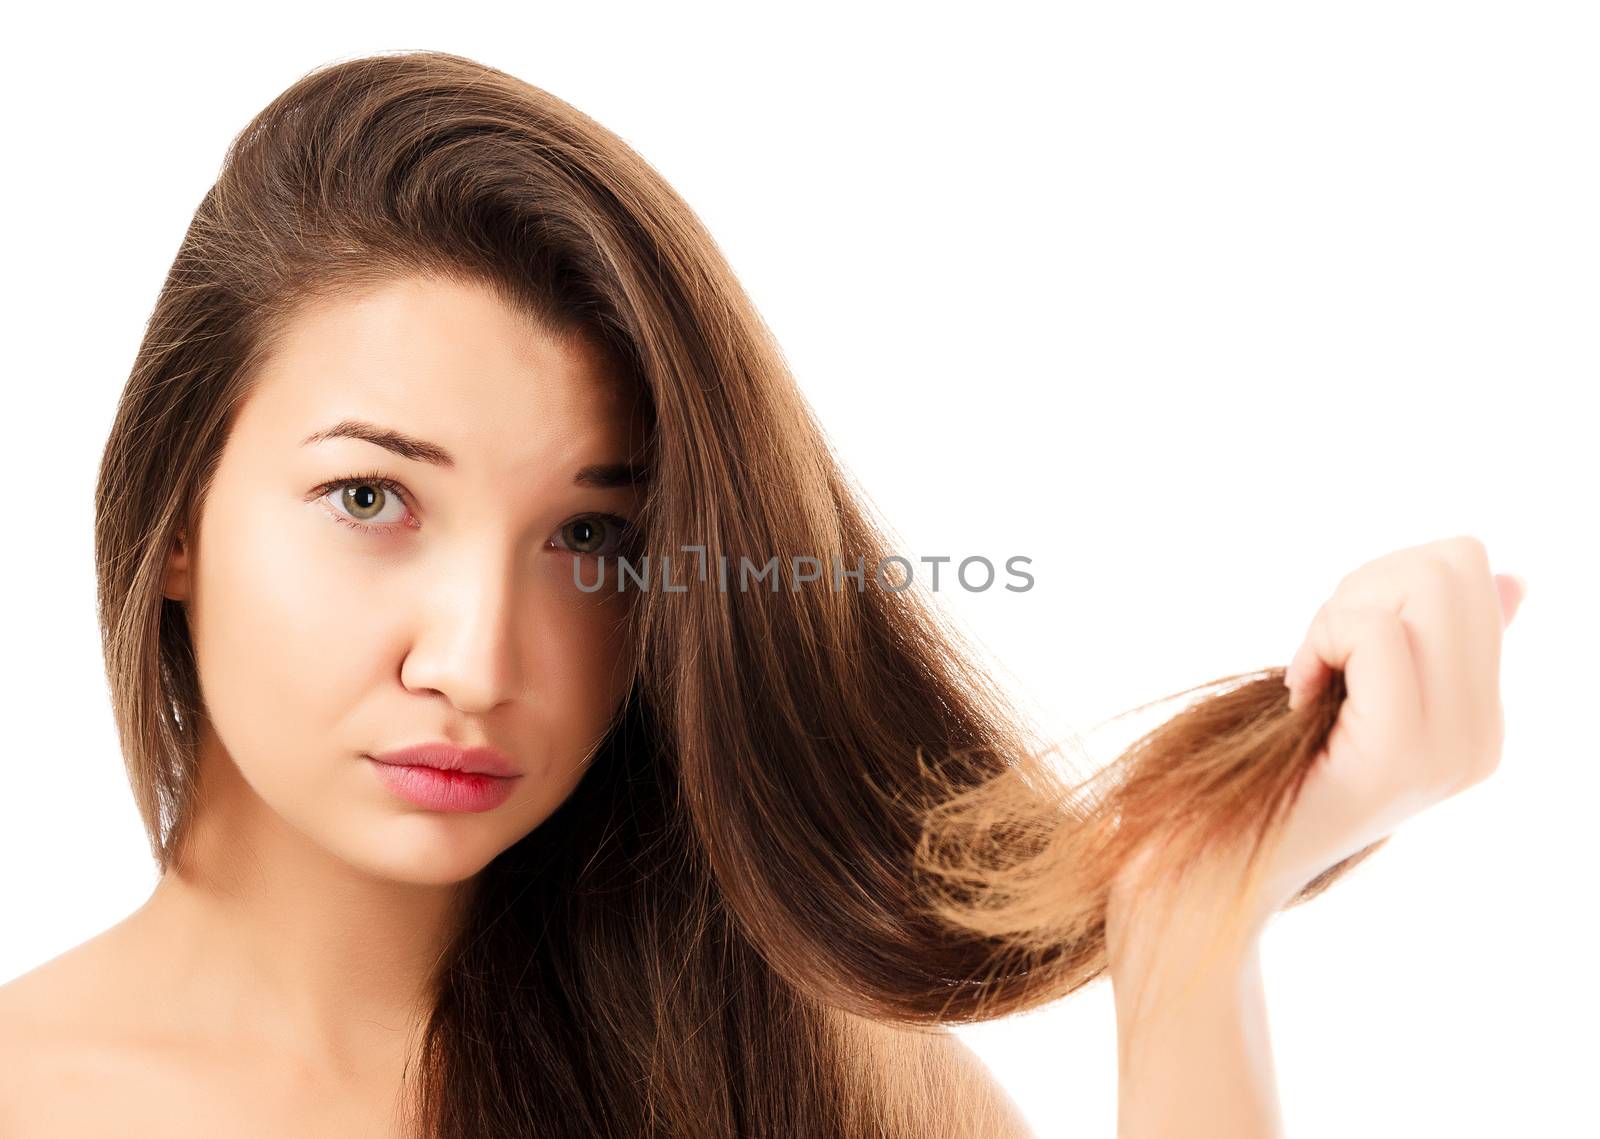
[125,730,473,1081]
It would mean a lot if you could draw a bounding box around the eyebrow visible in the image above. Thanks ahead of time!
[300,418,647,488]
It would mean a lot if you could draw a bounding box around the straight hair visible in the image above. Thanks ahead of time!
[94,49,1366,1137]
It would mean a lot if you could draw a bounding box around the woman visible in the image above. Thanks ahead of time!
[0,50,1523,1137]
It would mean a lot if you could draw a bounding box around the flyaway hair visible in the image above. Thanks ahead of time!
[94,49,1374,1137]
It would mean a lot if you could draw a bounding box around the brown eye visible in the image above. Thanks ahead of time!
[317,476,410,529]
[562,517,607,554]
[556,515,630,557]
[341,482,388,521]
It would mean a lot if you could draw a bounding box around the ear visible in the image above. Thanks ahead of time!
[163,528,192,602]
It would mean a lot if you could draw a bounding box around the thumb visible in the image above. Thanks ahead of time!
[1494,572,1527,627]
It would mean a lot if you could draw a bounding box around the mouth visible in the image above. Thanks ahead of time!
[365,756,520,813]
[366,741,521,778]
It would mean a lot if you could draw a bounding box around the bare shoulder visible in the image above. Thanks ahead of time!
[0,950,77,1131]
[0,925,127,1040]
[0,928,157,1136]
[834,1009,1038,1139]
[0,945,83,1059]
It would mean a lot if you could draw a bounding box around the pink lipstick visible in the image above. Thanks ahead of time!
[366,742,521,813]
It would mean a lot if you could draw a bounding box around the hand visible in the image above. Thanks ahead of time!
[1106,535,1524,998]
[1262,535,1525,914]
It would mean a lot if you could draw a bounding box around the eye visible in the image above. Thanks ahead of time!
[313,473,415,531]
[552,515,633,558]
[309,474,632,554]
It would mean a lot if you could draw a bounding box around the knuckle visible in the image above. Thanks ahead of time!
[1316,600,1353,639]
[1335,601,1395,628]
[1306,597,1335,641]
[1321,602,1397,651]
[1419,554,1459,594]
[1440,535,1491,576]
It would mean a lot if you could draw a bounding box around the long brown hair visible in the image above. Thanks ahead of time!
[94,50,1368,1137]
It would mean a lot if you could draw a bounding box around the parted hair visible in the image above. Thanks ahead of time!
[93,49,1367,1137]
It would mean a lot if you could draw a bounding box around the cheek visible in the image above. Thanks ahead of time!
[529,583,634,751]
[493,585,634,838]
[188,500,377,783]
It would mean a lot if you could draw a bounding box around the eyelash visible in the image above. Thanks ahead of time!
[311,471,634,556]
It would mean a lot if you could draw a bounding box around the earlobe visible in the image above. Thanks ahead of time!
[162,529,191,602]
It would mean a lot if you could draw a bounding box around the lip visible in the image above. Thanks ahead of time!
[364,743,522,813]
[369,742,521,778]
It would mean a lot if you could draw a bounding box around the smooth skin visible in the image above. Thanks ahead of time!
[0,274,1522,1136]
[0,276,654,1136]
[0,275,1021,1138]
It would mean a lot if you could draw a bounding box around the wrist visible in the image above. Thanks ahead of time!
[1108,863,1274,982]
[1108,912,1263,1033]
[1111,936,1284,1139]
[1107,844,1286,1138]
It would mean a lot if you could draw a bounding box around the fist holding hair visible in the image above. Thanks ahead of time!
[1266,534,1525,915]
[1108,534,1527,967]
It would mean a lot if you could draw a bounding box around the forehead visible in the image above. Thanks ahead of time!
[241,275,647,468]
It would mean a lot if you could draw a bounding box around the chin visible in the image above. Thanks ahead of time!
[331,819,507,887]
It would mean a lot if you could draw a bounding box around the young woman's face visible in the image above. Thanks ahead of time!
[163,275,648,885]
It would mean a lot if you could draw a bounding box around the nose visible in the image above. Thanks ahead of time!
[399,544,528,715]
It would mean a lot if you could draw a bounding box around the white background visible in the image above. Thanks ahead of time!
[2,3,1594,1135]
